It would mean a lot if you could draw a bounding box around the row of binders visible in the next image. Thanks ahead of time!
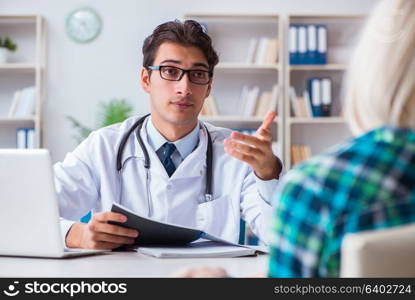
[291,144,312,166]
[201,84,279,117]
[289,24,327,65]
[290,78,332,118]
[16,128,35,149]
[8,86,36,117]
[246,37,279,64]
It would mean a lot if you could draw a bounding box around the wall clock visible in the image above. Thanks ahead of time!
[66,7,102,43]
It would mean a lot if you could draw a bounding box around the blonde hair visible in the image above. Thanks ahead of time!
[344,0,415,136]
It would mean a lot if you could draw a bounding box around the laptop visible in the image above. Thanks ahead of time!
[0,149,107,258]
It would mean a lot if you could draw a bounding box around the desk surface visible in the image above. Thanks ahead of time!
[0,252,269,277]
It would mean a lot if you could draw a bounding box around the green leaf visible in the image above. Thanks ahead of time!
[66,115,93,144]
[97,98,134,128]
[1,37,17,52]
[67,98,134,144]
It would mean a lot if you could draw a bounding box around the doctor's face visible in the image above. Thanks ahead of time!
[141,42,212,129]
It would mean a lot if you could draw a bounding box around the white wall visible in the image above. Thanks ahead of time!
[1,0,380,162]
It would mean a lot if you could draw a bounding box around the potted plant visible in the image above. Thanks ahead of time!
[0,37,18,63]
[67,98,134,144]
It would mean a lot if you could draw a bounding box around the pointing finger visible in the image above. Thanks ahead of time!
[257,111,276,134]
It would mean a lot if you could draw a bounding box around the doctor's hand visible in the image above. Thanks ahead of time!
[224,111,282,180]
[65,212,139,250]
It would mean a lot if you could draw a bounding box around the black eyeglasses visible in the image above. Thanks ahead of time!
[147,65,212,85]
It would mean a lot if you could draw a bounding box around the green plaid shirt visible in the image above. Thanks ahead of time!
[268,126,415,277]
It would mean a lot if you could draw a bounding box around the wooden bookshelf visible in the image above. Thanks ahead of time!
[216,62,279,70]
[0,15,46,148]
[184,12,366,170]
[0,116,36,122]
[288,117,345,124]
[284,14,366,168]
[288,64,348,71]
[184,12,284,159]
[181,12,368,244]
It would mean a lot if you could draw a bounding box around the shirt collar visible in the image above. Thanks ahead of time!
[146,116,200,159]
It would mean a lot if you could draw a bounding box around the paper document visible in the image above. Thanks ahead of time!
[138,240,259,258]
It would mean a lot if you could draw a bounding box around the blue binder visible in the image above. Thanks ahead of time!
[297,25,307,64]
[307,24,318,64]
[321,78,332,116]
[289,25,299,64]
[16,128,27,149]
[307,78,322,117]
[317,25,328,64]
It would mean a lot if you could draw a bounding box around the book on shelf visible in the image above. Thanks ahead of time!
[200,95,219,116]
[321,78,332,117]
[246,38,258,63]
[289,24,327,65]
[309,78,322,117]
[317,25,328,64]
[8,86,36,117]
[289,25,298,64]
[242,86,260,116]
[255,84,279,118]
[16,128,35,149]
[307,24,318,64]
[268,84,280,115]
[291,144,312,166]
[8,91,21,117]
[254,91,271,118]
[290,87,313,118]
[296,96,308,118]
[289,86,300,117]
[246,37,279,64]
[265,39,279,65]
[298,25,307,65]
[255,37,268,64]
[303,90,313,118]
[237,85,260,116]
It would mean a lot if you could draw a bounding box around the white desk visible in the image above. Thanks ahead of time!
[0,252,269,277]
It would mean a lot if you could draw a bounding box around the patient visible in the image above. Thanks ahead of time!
[175,0,415,277]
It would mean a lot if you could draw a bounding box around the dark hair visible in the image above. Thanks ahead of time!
[142,20,219,73]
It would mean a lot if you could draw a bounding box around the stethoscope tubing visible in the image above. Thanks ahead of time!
[116,114,213,215]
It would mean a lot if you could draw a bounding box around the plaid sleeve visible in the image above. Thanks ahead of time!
[267,167,332,277]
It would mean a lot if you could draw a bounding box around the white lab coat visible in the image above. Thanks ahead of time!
[54,116,277,245]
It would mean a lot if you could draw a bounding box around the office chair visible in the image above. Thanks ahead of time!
[340,223,415,277]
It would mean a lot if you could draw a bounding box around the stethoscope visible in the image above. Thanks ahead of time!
[115,114,213,217]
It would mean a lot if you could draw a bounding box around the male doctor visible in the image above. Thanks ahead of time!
[55,20,282,250]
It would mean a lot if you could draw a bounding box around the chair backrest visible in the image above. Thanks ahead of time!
[340,223,415,277]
